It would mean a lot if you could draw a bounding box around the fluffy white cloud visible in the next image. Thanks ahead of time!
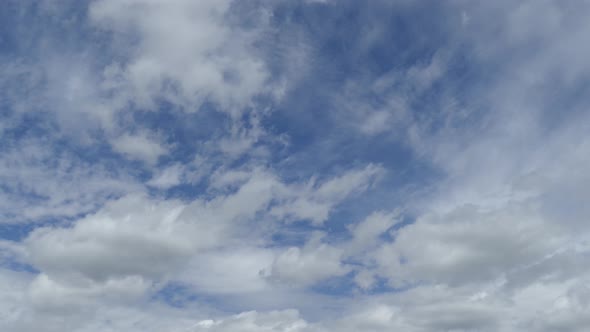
[89,0,272,113]
[9,163,381,318]
[0,268,32,326]
[346,211,398,254]
[178,248,274,294]
[111,132,168,164]
[269,232,348,286]
[29,273,150,311]
[25,195,192,282]
[374,205,568,287]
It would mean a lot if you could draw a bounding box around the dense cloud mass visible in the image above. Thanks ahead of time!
[1,0,590,331]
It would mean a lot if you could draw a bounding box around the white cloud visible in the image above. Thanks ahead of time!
[269,233,348,286]
[111,132,168,164]
[359,110,393,135]
[13,163,383,315]
[373,205,568,287]
[147,164,184,189]
[270,165,384,225]
[89,0,272,114]
[0,268,32,326]
[178,248,274,294]
[346,211,398,254]
[3,1,590,331]
[0,137,139,223]
[24,195,192,284]
[192,310,309,332]
[29,273,150,311]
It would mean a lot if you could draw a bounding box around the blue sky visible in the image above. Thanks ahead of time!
[1,0,590,331]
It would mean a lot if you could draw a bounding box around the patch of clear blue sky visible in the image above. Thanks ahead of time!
[152,282,202,309]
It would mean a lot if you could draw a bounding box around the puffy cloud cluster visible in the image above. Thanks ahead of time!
[0,165,381,322]
[89,0,273,114]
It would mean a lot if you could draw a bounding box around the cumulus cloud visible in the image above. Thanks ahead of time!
[269,232,348,286]
[89,0,272,113]
[9,164,381,318]
[374,205,567,287]
[25,195,192,283]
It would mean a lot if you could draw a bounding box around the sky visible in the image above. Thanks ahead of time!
[1,0,590,331]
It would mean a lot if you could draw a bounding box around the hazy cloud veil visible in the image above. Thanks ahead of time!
[1,1,590,331]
